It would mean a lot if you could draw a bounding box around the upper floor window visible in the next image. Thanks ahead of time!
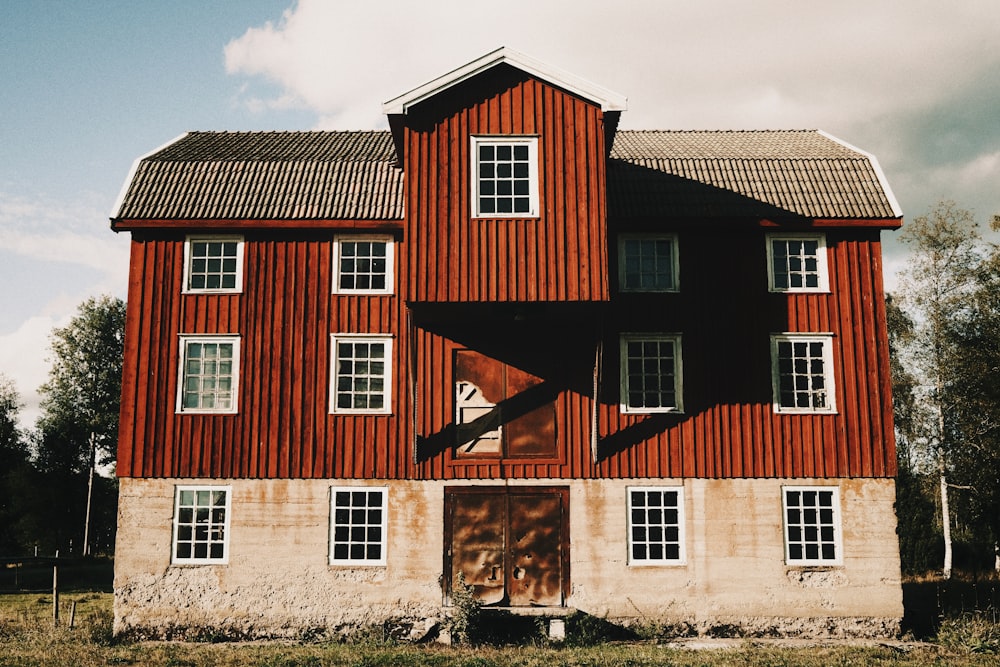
[471,136,539,217]
[177,335,240,414]
[620,334,683,414]
[184,236,244,293]
[172,486,230,564]
[770,334,836,413]
[333,236,394,295]
[330,335,392,414]
[619,234,679,292]
[766,233,828,292]
[783,486,842,565]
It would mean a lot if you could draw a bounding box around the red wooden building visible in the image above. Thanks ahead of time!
[111,48,903,638]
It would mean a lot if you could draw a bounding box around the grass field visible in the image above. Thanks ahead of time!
[2,591,999,667]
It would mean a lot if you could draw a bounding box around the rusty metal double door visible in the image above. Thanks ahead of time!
[445,486,569,607]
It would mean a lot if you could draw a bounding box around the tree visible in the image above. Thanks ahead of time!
[35,295,126,556]
[897,200,981,579]
[946,244,1000,571]
[0,374,32,554]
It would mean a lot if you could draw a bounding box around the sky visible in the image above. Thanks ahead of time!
[1,0,998,428]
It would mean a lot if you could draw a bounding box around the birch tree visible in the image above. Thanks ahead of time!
[897,200,981,579]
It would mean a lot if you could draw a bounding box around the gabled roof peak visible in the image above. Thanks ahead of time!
[382,46,627,115]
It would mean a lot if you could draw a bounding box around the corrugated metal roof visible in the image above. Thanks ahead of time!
[609,130,900,220]
[114,128,900,223]
[113,131,404,221]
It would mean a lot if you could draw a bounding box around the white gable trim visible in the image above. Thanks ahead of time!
[383,46,627,115]
[110,131,190,222]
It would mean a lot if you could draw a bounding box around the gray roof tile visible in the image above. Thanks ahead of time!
[609,130,899,220]
[113,129,900,224]
[114,131,404,221]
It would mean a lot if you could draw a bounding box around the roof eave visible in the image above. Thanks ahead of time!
[818,130,904,219]
[109,131,190,230]
[382,46,627,116]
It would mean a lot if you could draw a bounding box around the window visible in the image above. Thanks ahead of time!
[172,486,230,564]
[333,236,394,294]
[783,486,842,565]
[177,336,240,413]
[620,334,683,413]
[766,234,828,292]
[184,236,244,293]
[330,487,388,565]
[628,487,685,565]
[619,234,678,292]
[771,334,835,413]
[471,136,539,217]
[330,335,392,414]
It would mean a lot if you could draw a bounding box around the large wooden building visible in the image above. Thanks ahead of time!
[111,48,904,638]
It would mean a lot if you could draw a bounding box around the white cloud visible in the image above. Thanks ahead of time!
[0,314,71,430]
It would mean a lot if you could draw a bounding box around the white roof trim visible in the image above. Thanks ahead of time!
[818,130,903,219]
[383,46,627,115]
[110,132,191,222]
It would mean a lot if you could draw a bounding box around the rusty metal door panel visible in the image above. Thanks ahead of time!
[449,492,506,605]
[508,493,563,606]
[446,487,568,608]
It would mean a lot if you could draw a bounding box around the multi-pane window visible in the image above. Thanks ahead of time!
[184,236,244,293]
[771,334,835,413]
[334,237,394,294]
[330,335,392,414]
[172,486,230,564]
[619,235,678,292]
[177,336,240,413]
[628,487,685,565]
[767,234,829,292]
[472,137,538,217]
[783,487,841,565]
[330,487,388,565]
[620,334,683,413]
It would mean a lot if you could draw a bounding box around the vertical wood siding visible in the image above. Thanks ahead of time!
[402,70,609,303]
[117,229,896,480]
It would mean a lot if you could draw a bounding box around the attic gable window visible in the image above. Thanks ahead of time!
[766,233,829,292]
[472,136,539,217]
[770,334,836,413]
[184,236,244,293]
[620,334,683,414]
[333,236,394,295]
[619,234,679,292]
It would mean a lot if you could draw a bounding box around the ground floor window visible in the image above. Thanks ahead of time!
[627,486,685,565]
[330,487,388,565]
[783,486,842,565]
[172,486,230,564]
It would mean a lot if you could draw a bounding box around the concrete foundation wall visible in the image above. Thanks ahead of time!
[114,477,902,638]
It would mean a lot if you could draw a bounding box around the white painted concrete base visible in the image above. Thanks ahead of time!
[114,477,902,639]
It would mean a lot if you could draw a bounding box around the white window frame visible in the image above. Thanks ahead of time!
[618,233,679,293]
[329,334,393,414]
[171,485,231,565]
[766,233,829,293]
[770,333,836,414]
[176,335,240,414]
[183,235,245,294]
[627,486,686,566]
[471,136,539,218]
[332,235,395,295]
[619,333,684,414]
[782,486,843,566]
[329,486,389,566]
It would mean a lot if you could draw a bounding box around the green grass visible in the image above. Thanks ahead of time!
[2,593,1000,667]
